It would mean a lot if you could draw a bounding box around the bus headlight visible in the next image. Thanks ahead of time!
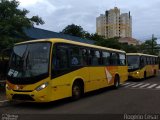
[6,84,11,90]
[36,82,48,91]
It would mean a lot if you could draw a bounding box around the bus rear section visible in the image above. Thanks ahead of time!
[6,39,128,102]
[127,53,159,80]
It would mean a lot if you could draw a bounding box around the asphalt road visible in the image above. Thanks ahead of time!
[0,74,160,120]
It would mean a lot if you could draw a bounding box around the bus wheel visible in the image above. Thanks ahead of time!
[144,72,147,80]
[72,82,83,100]
[154,70,157,76]
[114,75,120,89]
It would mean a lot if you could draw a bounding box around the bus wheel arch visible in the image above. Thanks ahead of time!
[114,74,120,89]
[71,79,84,100]
[154,69,157,76]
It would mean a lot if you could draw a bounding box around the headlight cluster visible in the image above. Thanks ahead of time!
[35,82,48,91]
[6,84,11,90]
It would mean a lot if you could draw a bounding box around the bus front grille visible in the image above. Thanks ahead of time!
[13,90,33,92]
[12,94,35,101]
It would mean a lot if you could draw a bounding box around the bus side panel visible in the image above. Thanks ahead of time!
[50,67,89,101]
[87,66,108,92]
[145,65,155,77]
[105,66,128,85]
[118,66,128,83]
[154,65,159,75]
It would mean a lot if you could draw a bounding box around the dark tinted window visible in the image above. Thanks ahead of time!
[90,50,101,65]
[70,47,81,66]
[111,53,119,65]
[147,57,150,65]
[81,48,88,65]
[140,56,146,66]
[55,45,69,70]
[119,54,126,65]
[102,51,110,65]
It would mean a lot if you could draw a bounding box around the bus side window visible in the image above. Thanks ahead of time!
[149,57,152,65]
[150,57,152,65]
[102,51,110,65]
[88,49,92,65]
[111,53,118,65]
[70,46,81,66]
[81,48,88,66]
[55,45,69,70]
[119,54,126,66]
[153,58,156,64]
[156,58,158,64]
[90,50,101,65]
[147,57,150,65]
[151,57,153,65]
[144,57,146,65]
[140,56,145,67]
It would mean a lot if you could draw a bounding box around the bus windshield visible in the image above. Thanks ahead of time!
[8,42,51,78]
[127,55,140,69]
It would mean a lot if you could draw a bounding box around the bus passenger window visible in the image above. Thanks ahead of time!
[147,57,151,65]
[111,53,118,65]
[81,49,88,65]
[140,57,145,67]
[119,54,126,65]
[91,50,101,65]
[55,46,69,70]
[102,51,110,65]
[70,47,81,66]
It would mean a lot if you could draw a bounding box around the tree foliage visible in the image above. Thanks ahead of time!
[61,24,87,38]
[0,0,44,51]
[95,37,121,49]
[139,37,159,55]
[61,24,159,55]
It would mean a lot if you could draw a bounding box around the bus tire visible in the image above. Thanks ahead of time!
[154,70,157,76]
[72,81,83,100]
[114,75,120,89]
[144,71,147,80]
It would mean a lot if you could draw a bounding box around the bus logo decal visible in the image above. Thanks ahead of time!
[105,68,112,83]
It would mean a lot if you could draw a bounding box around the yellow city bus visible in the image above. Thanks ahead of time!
[127,53,159,80]
[6,38,128,102]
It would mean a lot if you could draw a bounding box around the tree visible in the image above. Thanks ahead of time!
[61,24,86,38]
[139,35,159,55]
[88,33,105,41]
[61,24,140,52]
[121,44,139,53]
[0,0,44,51]
[95,37,122,49]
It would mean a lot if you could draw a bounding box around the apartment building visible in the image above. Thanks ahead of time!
[96,7,132,39]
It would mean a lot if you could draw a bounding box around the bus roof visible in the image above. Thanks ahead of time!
[126,53,158,57]
[15,38,126,53]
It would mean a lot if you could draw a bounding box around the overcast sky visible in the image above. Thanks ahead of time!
[18,0,160,42]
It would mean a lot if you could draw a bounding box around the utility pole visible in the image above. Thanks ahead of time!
[151,34,154,54]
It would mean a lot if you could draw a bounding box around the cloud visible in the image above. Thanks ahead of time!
[18,0,160,41]
[18,0,40,7]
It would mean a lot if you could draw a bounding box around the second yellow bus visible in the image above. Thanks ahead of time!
[127,53,158,80]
